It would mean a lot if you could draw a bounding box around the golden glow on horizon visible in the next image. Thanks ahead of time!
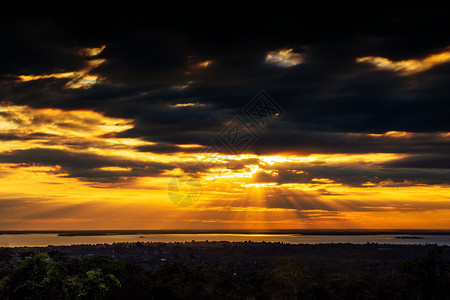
[0,103,449,229]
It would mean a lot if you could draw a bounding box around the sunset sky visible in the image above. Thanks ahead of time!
[0,7,449,230]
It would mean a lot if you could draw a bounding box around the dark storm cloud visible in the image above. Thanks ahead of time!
[0,132,57,141]
[0,21,84,76]
[0,7,450,185]
[0,133,27,141]
[0,148,174,183]
[251,129,450,155]
[253,162,450,187]
[136,142,203,154]
[118,103,226,145]
[382,154,450,169]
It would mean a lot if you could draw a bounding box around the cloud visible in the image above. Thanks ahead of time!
[16,58,106,89]
[381,154,450,169]
[169,102,207,108]
[0,103,143,151]
[14,44,107,89]
[136,142,203,154]
[253,161,450,187]
[265,49,304,67]
[252,130,450,155]
[356,47,450,75]
[0,148,174,183]
[76,45,106,57]
[0,10,449,229]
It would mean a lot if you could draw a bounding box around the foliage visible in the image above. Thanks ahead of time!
[0,247,448,299]
[0,254,121,300]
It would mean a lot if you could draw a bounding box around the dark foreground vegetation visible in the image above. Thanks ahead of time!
[0,242,449,299]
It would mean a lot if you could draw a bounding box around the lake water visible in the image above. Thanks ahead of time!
[0,233,449,247]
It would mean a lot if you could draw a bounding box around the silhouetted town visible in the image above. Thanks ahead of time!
[0,242,448,299]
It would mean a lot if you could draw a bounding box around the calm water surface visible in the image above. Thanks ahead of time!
[0,234,449,247]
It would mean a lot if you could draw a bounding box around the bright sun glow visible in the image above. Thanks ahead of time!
[0,103,449,229]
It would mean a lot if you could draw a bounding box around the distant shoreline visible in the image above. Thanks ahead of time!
[0,229,449,236]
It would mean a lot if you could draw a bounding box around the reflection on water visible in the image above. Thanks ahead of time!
[0,234,449,247]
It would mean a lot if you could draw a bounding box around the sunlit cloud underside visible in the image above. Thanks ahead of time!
[0,103,449,230]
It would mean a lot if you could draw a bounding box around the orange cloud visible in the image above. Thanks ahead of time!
[356,47,450,75]
[0,104,449,229]
[16,46,107,88]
